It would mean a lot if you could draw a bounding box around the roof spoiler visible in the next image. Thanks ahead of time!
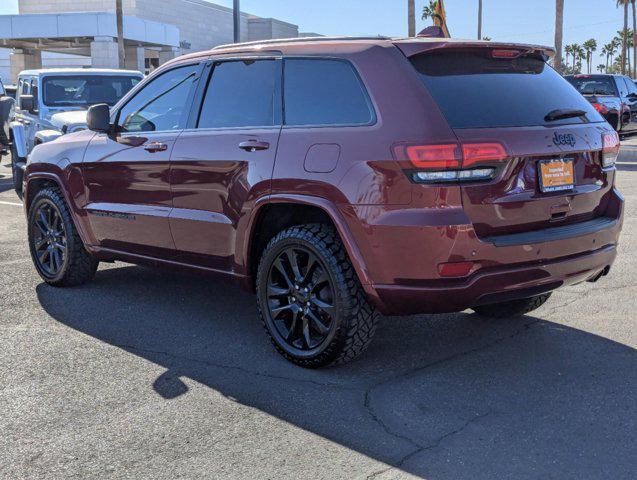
[394,39,555,61]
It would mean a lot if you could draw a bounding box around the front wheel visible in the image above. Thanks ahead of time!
[10,142,24,198]
[472,293,552,319]
[257,224,379,368]
[28,187,98,287]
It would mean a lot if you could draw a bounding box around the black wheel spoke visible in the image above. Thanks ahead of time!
[302,253,320,283]
[307,310,330,335]
[271,304,294,320]
[267,284,289,298]
[286,308,300,341]
[311,297,335,317]
[34,236,47,249]
[284,248,302,282]
[310,270,330,292]
[273,258,294,290]
[38,249,50,265]
[302,318,312,349]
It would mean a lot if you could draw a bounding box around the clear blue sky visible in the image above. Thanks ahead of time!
[0,0,627,67]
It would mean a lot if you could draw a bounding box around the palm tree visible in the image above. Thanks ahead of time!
[564,44,573,71]
[422,0,437,21]
[408,0,415,37]
[632,0,637,76]
[554,0,565,73]
[478,0,483,40]
[619,0,630,74]
[602,43,612,71]
[483,36,492,41]
[576,45,586,73]
[597,64,606,73]
[583,39,597,74]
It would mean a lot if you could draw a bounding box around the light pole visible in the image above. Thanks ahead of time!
[233,0,240,43]
[116,0,125,67]
[408,0,415,37]
[477,0,483,40]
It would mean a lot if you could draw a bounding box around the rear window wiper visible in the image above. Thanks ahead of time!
[544,108,588,122]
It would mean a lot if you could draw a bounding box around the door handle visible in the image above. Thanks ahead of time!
[239,140,270,152]
[144,141,168,153]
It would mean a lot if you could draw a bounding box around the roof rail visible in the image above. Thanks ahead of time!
[212,35,392,51]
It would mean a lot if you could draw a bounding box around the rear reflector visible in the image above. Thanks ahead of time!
[438,261,474,277]
[602,132,620,167]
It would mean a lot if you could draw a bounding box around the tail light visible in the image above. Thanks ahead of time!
[601,132,620,168]
[394,142,508,184]
[491,49,522,59]
[592,102,609,115]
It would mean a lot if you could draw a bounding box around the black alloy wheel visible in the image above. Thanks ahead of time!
[31,200,67,278]
[257,224,379,368]
[266,246,336,351]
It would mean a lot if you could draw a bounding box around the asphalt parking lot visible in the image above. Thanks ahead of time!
[0,150,635,480]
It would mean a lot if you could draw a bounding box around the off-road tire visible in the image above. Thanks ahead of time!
[10,142,24,198]
[28,187,98,287]
[257,223,379,368]
[472,293,552,319]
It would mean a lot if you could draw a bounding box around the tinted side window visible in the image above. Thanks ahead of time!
[617,77,629,97]
[284,59,373,126]
[118,64,199,133]
[624,77,637,96]
[198,60,280,129]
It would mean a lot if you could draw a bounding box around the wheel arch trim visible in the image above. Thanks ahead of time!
[24,172,93,249]
[9,121,28,158]
[240,194,379,301]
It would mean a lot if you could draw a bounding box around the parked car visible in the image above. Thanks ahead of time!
[565,73,637,133]
[22,37,623,367]
[9,68,143,196]
[0,78,14,156]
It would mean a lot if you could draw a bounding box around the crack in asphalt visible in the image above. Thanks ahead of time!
[110,342,352,389]
[362,320,539,479]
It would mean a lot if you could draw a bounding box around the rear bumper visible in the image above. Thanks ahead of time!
[343,187,624,316]
[372,244,616,315]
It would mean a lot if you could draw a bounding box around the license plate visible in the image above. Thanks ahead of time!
[538,158,574,193]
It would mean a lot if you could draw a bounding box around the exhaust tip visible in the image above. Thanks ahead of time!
[587,266,611,283]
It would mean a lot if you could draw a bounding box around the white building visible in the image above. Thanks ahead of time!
[0,0,302,83]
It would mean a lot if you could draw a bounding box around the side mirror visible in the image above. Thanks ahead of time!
[87,103,111,132]
[19,94,34,113]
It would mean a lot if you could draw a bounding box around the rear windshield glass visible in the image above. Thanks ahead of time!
[43,75,141,107]
[565,76,617,96]
[411,51,603,129]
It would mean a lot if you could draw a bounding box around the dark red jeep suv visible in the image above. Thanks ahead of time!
[23,37,624,367]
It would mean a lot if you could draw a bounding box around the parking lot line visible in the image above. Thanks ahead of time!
[0,200,22,207]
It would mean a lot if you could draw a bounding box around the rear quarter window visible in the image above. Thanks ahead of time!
[411,50,603,129]
[283,59,374,126]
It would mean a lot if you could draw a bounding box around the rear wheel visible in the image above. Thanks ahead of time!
[472,293,552,319]
[28,187,98,287]
[257,224,379,368]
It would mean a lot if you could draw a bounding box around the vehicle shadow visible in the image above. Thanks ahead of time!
[36,265,637,479]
